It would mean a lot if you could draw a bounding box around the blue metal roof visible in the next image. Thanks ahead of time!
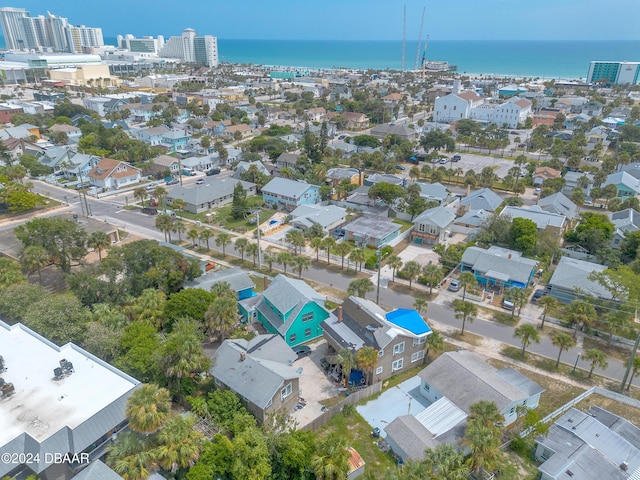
[385,309,431,335]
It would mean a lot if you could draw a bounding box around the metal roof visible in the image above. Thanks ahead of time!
[343,215,400,241]
[186,266,255,293]
[73,461,124,480]
[290,204,346,229]
[413,205,456,229]
[414,397,467,438]
[262,177,318,198]
[548,256,610,299]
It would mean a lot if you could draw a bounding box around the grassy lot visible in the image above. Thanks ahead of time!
[583,335,632,362]
[392,218,413,232]
[179,195,267,232]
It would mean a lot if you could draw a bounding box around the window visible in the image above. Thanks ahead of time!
[214,377,221,386]
[393,342,405,355]
[302,312,314,323]
[376,366,383,375]
[411,351,425,363]
[289,334,296,343]
[281,383,292,400]
[413,336,427,347]
[378,349,384,357]
[304,328,311,337]
[392,359,404,371]
[424,383,430,392]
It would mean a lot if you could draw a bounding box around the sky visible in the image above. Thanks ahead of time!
[9,0,640,41]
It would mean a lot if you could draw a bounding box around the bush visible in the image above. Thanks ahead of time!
[381,245,393,259]
[365,257,378,270]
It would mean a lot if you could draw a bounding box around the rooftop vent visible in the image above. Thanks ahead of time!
[53,359,74,380]
[0,354,4,371]
[366,325,377,332]
[565,470,574,477]
[620,462,628,472]
[0,382,15,398]
[240,352,246,362]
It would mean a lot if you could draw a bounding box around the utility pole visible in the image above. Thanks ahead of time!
[255,209,262,270]
[621,330,640,391]
[376,246,382,305]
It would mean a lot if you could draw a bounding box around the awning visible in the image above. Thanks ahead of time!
[485,270,510,282]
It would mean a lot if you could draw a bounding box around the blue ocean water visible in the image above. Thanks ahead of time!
[10,36,640,80]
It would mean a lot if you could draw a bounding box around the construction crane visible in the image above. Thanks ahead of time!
[421,34,430,79]
[413,7,426,71]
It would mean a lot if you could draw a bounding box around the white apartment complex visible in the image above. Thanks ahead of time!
[159,28,218,67]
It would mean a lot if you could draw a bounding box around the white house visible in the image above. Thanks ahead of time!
[87,158,142,191]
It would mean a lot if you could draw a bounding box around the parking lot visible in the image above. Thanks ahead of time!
[446,152,514,178]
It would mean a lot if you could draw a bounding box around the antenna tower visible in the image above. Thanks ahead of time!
[413,7,426,71]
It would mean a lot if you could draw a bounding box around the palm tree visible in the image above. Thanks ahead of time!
[322,237,336,265]
[285,229,305,255]
[538,295,558,329]
[311,434,350,480]
[171,198,186,218]
[627,357,640,390]
[413,296,428,316]
[425,330,444,361]
[198,229,214,251]
[464,420,502,475]
[552,333,576,368]
[87,231,111,262]
[505,287,528,318]
[152,415,204,473]
[387,255,403,282]
[422,264,443,295]
[567,300,595,338]
[263,251,275,272]
[310,237,323,262]
[156,214,174,242]
[133,186,147,206]
[235,237,248,261]
[20,245,49,281]
[215,232,231,256]
[187,227,199,246]
[402,261,421,289]
[106,432,152,480]
[210,281,235,300]
[423,444,469,480]
[204,297,238,342]
[458,271,477,301]
[153,186,168,210]
[125,383,171,434]
[336,348,357,385]
[347,278,374,298]
[246,242,259,266]
[357,346,379,385]
[292,255,311,278]
[349,247,366,272]
[514,324,541,356]
[583,348,608,378]
[277,251,292,274]
[172,220,186,242]
[334,242,352,270]
[452,299,477,335]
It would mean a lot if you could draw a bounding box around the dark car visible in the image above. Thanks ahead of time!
[452,154,461,162]
[292,345,311,360]
[395,164,406,171]
[141,206,158,215]
[165,178,179,185]
[531,289,547,303]
[206,168,221,176]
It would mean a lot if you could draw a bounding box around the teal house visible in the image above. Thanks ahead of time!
[255,274,333,346]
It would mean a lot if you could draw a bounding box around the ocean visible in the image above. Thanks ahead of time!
[9,36,640,80]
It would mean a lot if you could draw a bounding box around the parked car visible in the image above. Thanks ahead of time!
[206,168,221,176]
[534,187,541,195]
[452,154,461,162]
[439,157,448,164]
[166,178,179,185]
[502,299,515,311]
[292,345,311,360]
[395,164,406,170]
[431,157,440,164]
[196,179,204,185]
[448,279,460,292]
[141,206,158,215]
[531,289,547,303]
[75,182,91,190]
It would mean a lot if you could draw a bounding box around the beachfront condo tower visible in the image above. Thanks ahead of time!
[587,61,640,85]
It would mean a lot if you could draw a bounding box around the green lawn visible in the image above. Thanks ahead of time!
[392,218,413,232]
[179,196,269,232]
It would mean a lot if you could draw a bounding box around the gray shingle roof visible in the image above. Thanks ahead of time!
[365,173,404,186]
[460,188,503,211]
[168,178,255,206]
[290,204,346,229]
[538,192,577,220]
[455,209,491,227]
[326,167,359,181]
[418,350,534,413]
[73,461,123,480]
[548,257,610,299]
[501,205,566,229]
[605,171,640,194]
[262,177,318,199]
[343,215,401,241]
[609,208,640,237]
[185,266,255,293]
[461,246,537,286]
[232,161,270,179]
[384,415,433,460]
[416,182,449,202]
[413,205,455,228]
[210,335,299,409]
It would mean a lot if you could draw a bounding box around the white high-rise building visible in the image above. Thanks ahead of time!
[117,34,165,54]
[0,7,103,53]
[160,28,218,67]
[0,7,29,50]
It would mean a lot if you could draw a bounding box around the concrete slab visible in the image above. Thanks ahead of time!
[356,375,431,436]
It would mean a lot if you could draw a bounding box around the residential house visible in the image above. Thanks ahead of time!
[533,166,562,186]
[384,350,543,462]
[326,167,362,187]
[453,209,492,237]
[0,105,23,124]
[83,96,129,117]
[369,123,416,141]
[342,215,401,247]
[181,154,216,172]
[534,407,640,480]
[186,266,255,301]
[289,204,347,233]
[603,171,640,198]
[167,178,256,214]
[460,246,538,290]
[224,123,252,140]
[67,153,99,179]
[0,320,139,480]
[460,188,503,212]
[415,182,451,205]
[562,171,594,200]
[275,152,299,169]
[564,113,592,130]
[0,124,41,141]
[537,192,578,222]
[581,100,604,116]
[2,137,26,161]
[37,146,73,173]
[262,177,320,211]
[149,154,181,177]
[48,123,82,144]
[233,161,270,180]
[161,129,192,152]
[434,90,485,122]
[133,125,172,147]
[255,274,333,346]
[330,85,352,102]
[87,158,142,191]
[609,208,640,249]
[382,92,403,105]
[121,102,165,123]
[305,107,326,122]
[209,334,301,424]
[411,205,456,245]
[622,163,640,181]
[501,205,567,236]
[341,112,370,130]
[364,173,405,188]
[547,256,610,304]
[321,296,432,383]
[586,125,610,147]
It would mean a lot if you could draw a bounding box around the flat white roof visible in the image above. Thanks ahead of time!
[0,321,138,447]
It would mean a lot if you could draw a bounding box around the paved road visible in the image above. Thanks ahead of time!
[19,181,639,388]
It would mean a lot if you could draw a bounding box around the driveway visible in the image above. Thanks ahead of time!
[290,340,341,427]
[356,376,430,436]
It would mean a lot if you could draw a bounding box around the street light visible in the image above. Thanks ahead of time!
[376,246,382,305]
[572,352,582,374]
